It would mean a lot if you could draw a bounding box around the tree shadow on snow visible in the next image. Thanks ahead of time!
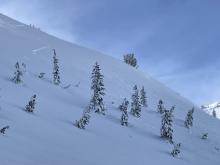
[146,109,158,114]
[11,104,24,112]
[10,104,40,117]
[105,113,120,125]
[1,76,15,83]
[174,118,185,127]
[58,118,97,135]
[158,148,186,161]
[128,124,161,141]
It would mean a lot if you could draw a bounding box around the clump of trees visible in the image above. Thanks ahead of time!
[123,54,138,68]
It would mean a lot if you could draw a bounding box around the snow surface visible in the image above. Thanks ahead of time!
[0,13,220,165]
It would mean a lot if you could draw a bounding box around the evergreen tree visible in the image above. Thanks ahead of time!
[212,109,217,118]
[90,62,105,114]
[53,49,61,85]
[25,95,36,113]
[12,62,23,84]
[130,85,141,117]
[75,106,91,129]
[184,107,194,128]
[171,143,181,157]
[120,98,129,126]
[160,108,173,143]
[123,54,138,68]
[157,99,165,114]
[38,72,45,79]
[140,86,147,107]
[201,133,208,140]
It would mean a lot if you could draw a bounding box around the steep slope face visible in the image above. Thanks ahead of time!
[202,102,220,119]
[0,14,220,165]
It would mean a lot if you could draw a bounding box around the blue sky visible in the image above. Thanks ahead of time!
[0,0,220,105]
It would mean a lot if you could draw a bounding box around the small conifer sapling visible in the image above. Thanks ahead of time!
[184,107,194,128]
[25,95,37,113]
[12,62,23,84]
[0,126,9,135]
[157,99,164,114]
[120,98,129,126]
[75,106,91,129]
[38,72,45,79]
[171,143,181,157]
[201,133,208,140]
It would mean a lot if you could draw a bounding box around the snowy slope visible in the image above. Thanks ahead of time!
[0,13,220,165]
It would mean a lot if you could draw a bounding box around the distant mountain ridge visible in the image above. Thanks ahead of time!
[201,102,220,119]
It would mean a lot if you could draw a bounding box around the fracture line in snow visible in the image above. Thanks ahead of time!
[32,46,49,54]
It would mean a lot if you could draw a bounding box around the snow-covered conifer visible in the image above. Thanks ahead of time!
[130,85,141,117]
[120,98,129,126]
[201,133,208,140]
[184,107,194,128]
[90,62,105,114]
[75,106,91,129]
[119,98,129,111]
[140,86,147,107]
[171,143,181,157]
[25,95,36,113]
[52,49,61,85]
[160,108,173,143]
[157,99,164,114]
[12,62,23,84]
[123,54,138,68]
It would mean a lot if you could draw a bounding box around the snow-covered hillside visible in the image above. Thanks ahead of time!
[0,13,220,165]
[202,102,220,119]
